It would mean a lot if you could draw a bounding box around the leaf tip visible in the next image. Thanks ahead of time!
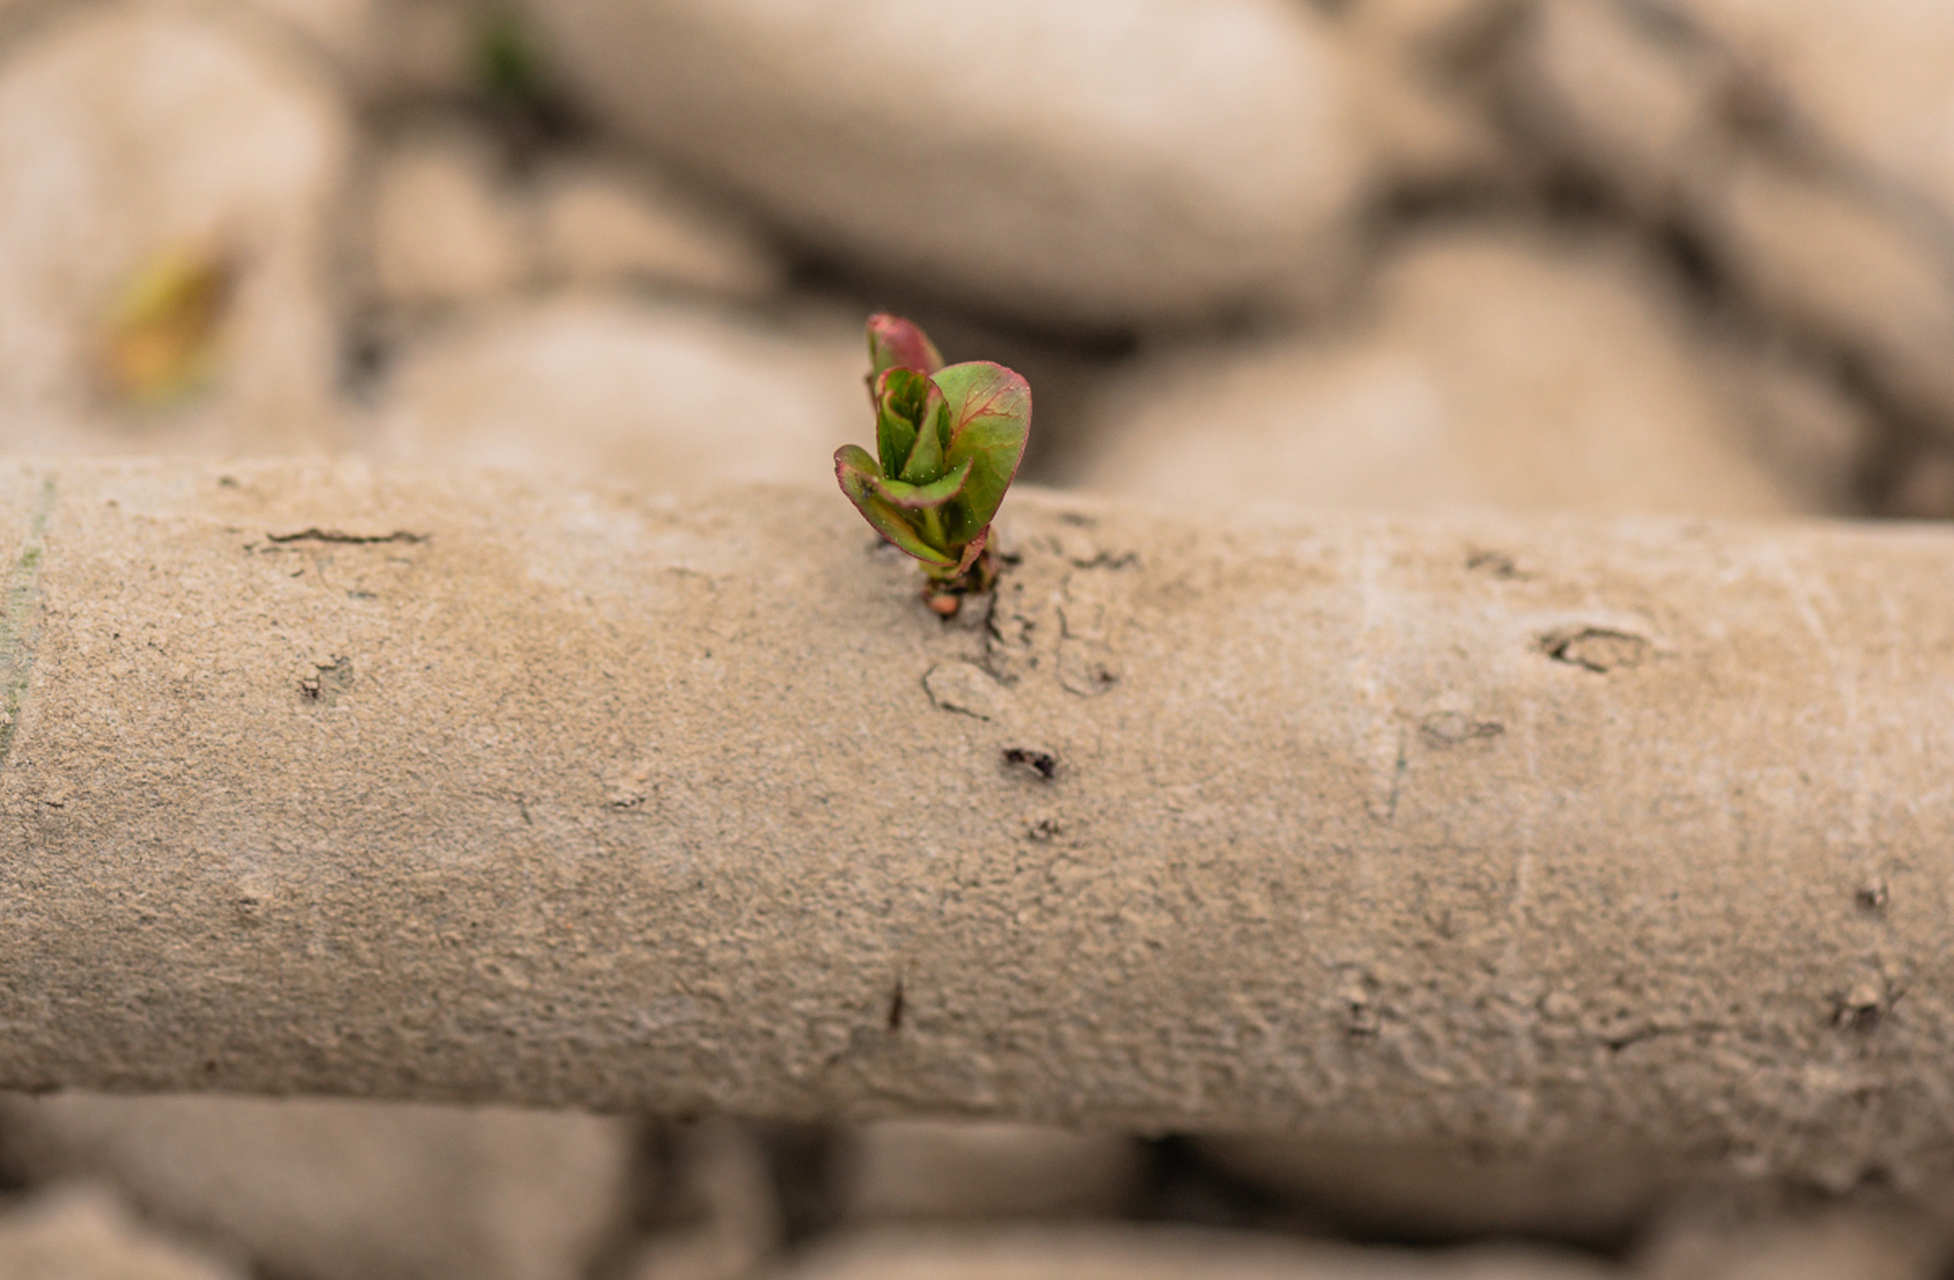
[867,313,944,378]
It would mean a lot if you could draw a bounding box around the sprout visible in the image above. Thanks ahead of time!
[835,314,1031,616]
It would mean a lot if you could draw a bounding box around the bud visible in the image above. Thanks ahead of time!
[866,312,944,381]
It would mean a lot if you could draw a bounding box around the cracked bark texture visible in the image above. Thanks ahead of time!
[2,460,1952,1196]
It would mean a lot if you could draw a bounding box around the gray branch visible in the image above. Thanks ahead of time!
[2,460,1948,1192]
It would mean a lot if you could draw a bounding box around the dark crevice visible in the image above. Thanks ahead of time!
[266,528,428,546]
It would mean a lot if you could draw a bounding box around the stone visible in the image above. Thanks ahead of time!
[1075,226,1832,517]
[1498,0,1954,440]
[1501,0,1723,214]
[1189,1134,1680,1242]
[367,124,528,311]
[0,1094,637,1280]
[1636,1202,1945,1280]
[1887,445,1954,520]
[520,0,1370,329]
[0,1184,244,1280]
[371,296,868,485]
[207,0,487,102]
[1696,154,1954,434]
[357,0,482,100]
[228,0,385,70]
[836,1122,1142,1221]
[1346,0,1510,55]
[533,157,785,300]
[0,6,354,454]
[1671,0,1954,221]
[622,1119,779,1280]
[1708,336,1871,515]
[769,1225,1618,1280]
[1341,25,1516,197]
[1333,0,1523,196]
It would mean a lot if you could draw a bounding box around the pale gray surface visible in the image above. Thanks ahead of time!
[0,1094,636,1280]
[1076,226,1838,516]
[837,1122,1142,1221]
[0,1184,243,1280]
[1,462,1951,1198]
[1499,0,1954,438]
[519,0,1367,328]
[769,1225,1617,1280]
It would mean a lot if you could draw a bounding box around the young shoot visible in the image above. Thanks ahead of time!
[834,314,1031,616]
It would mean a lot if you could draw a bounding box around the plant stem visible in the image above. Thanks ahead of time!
[919,506,948,555]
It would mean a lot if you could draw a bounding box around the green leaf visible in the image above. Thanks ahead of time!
[834,445,957,568]
[875,367,955,484]
[875,457,971,509]
[867,313,943,379]
[899,382,951,483]
[873,367,925,478]
[930,361,1031,545]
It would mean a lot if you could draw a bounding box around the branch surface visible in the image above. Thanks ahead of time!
[1,460,1949,1190]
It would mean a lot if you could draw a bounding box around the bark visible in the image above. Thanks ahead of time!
[2,459,1951,1192]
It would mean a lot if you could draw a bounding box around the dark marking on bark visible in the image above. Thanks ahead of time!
[1540,627,1650,673]
[1003,747,1058,780]
[1420,711,1505,747]
[1465,547,1535,580]
[267,528,428,545]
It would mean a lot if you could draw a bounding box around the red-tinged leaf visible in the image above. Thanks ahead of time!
[875,457,971,509]
[953,525,990,576]
[835,445,957,568]
[930,361,1031,542]
[867,313,943,380]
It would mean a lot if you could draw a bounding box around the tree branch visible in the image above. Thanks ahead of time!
[2,460,1948,1190]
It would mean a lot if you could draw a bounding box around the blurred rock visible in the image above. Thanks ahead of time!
[769,1224,1618,1280]
[533,157,785,300]
[1076,227,1837,516]
[357,0,482,101]
[836,1122,1142,1222]
[1696,154,1954,435]
[1673,0,1954,220]
[1342,29,1516,197]
[0,1184,244,1280]
[1886,445,1954,521]
[217,0,484,101]
[0,1093,636,1280]
[1500,0,1954,440]
[368,124,527,311]
[521,0,1371,329]
[0,6,353,453]
[1502,0,1718,213]
[1190,1134,1680,1243]
[229,0,385,67]
[623,1119,780,1280]
[1635,1201,1945,1280]
[372,296,866,485]
[1709,338,1870,513]
[1351,0,1510,51]
[1334,0,1522,196]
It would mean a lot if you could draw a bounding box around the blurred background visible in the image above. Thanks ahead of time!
[2,0,1952,1277]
